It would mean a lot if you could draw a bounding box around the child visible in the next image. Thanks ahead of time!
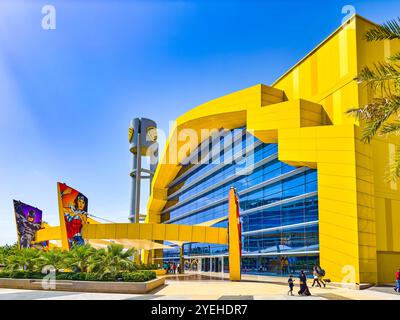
[288,274,295,296]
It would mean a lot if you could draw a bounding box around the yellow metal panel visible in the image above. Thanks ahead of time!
[218,228,228,244]
[80,223,228,244]
[178,225,193,242]
[139,223,153,240]
[228,188,241,281]
[35,226,61,242]
[377,252,400,283]
[152,223,166,240]
[85,223,96,239]
[380,198,393,251]
[318,185,357,205]
[192,225,206,242]
[318,174,357,192]
[127,223,140,239]
[318,163,356,177]
[391,200,400,251]
[104,224,116,239]
[94,224,106,239]
[205,227,219,244]
[316,137,355,151]
[165,224,179,241]
[115,223,128,239]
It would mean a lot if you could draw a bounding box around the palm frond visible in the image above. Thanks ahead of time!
[357,63,400,83]
[381,121,400,134]
[364,18,400,41]
[347,95,400,143]
[356,63,400,96]
[388,52,400,62]
[346,98,390,121]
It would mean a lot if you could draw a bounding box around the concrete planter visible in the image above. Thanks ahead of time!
[0,277,165,294]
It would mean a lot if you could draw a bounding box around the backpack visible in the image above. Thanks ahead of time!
[320,269,326,276]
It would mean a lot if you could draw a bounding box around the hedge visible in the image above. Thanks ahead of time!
[0,270,156,282]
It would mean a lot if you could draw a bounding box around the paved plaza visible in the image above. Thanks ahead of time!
[0,273,399,300]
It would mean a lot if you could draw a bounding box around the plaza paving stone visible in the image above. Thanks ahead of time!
[0,273,399,300]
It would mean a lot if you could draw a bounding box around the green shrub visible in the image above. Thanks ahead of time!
[141,270,156,281]
[56,272,86,281]
[71,273,86,281]
[10,271,29,279]
[132,263,158,271]
[54,272,69,280]
[122,271,156,282]
[99,273,117,282]
[0,270,154,282]
[84,273,98,281]
[26,272,44,279]
[0,271,43,279]
[122,272,145,282]
[0,244,159,275]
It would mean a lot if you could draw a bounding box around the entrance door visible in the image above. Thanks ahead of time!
[211,257,222,272]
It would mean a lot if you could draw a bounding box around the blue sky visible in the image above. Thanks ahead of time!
[0,0,399,245]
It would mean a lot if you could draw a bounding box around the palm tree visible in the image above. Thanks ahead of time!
[38,248,67,272]
[347,18,400,178]
[87,248,107,273]
[89,244,135,277]
[4,248,42,272]
[0,243,18,266]
[64,244,96,273]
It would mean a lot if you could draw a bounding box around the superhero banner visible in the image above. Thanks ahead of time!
[13,200,43,249]
[58,183,88,249]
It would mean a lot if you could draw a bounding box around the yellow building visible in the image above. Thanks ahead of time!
[146,14,400,286]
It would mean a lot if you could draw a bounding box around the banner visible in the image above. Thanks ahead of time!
[58,183,88,249]
[13,200,43,249]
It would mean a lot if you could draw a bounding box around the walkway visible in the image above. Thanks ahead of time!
[0,273,398,300]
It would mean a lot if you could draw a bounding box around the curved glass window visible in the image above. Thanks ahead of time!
[160,129,319,275]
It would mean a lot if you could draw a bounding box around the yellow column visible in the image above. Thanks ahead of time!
[228,187,241,281]
[179,245,185,274]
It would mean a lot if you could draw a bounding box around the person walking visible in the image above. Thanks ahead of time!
[298,270,311,296]
[316,265,326,287]
[288,274,295,296]
[395,268,400,293]
[173,263,177,274]
[311,266,321,287]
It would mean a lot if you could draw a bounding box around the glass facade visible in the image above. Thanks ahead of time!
[160,128,319,276]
